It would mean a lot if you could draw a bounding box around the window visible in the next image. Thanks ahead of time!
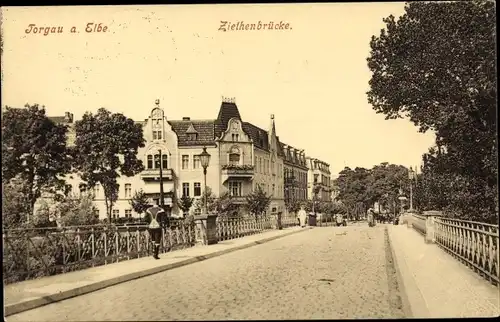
[194,208,201,216]
[229,153,240,165]
[188,133,197,141]
[79,183,87,193]
[96,209,100,218]
[259,158,262,173]
[182,155,189,169]
[154,154,160,168]
[229,181,242,197]
[272,184,275,195]
[232,133,239,141]
[314,174,319,183]
[153,130,162,140]
[193,155,201,169]
[125,184,132,198]
[93,184,100,197]
[112,209,119,219]
[182,183,190,197]
[194,182,201,196]
[125,209,132,218]
[162,154,168,169]
[254,156,257,167]
[147,155,153,169]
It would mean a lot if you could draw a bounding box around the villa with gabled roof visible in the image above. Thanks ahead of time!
[47,97,329,219]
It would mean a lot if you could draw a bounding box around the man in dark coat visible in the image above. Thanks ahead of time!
[146,200,166,260]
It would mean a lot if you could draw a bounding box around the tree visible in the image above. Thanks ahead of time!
[177,195,194,217]
[73,108,145,222]
[367,1,497,222]
[2,179,32,229]
[245,185,272,217]
[129,189,150,219]
[2,104,72,213]
[56,193,99,227]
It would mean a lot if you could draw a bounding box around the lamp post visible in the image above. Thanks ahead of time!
[157,149,165,209]
[408,167,415,212]
[198,147,211,215]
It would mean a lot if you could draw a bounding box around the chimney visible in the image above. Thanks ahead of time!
[182,117,191,121]
[64,112,74,123]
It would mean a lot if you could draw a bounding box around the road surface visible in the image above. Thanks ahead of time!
[7,224,405,321]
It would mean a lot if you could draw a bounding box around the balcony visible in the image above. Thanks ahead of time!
[140,168,175,181]
[221,164,254,180]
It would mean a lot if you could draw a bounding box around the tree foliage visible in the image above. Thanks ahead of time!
[1,104,72,211]
[72,108,145,221]
[2,179,32,229]
[334,164,410,216]
[194,187,238,217]
[245,185,272,217]
[129,189,150,217]
[367,1,497,222]
[178,194,194,217]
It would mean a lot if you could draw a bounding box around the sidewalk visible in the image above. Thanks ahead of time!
[388,225,500,318]
[4,226,311,317]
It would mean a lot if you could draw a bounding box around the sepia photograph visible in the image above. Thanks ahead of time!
[1,2,498,320]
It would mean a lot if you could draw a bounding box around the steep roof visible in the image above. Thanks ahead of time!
[169,120,216,146]
[214,101,242,139]
[242,122,269,151]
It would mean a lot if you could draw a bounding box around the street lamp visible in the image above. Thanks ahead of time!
[157,149,165,209]
[408,167,415,212]
[198,147,211,215]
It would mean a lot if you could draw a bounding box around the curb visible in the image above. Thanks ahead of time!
[5,227,312,317]
[387,226,430,318]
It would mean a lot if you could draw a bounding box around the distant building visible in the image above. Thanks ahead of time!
[306,157,332,202]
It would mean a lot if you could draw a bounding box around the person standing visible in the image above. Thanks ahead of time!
[297,205,307,228]
[146,200,166,260]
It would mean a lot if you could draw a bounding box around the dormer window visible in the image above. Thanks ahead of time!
[185,123,198,142]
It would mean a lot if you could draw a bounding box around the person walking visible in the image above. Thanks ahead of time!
[146,200,166,260]
[297,205,307,228]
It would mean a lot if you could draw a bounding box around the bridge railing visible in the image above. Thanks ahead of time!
[434,217,499,285]
[216,216,274,241]
[409,212,499,286]
[2,223,200,284]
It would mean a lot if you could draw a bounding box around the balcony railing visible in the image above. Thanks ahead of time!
[221,164,254,177]
[140,168,174,181]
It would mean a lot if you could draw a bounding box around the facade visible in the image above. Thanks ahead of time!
[49,97,315,220]
[280,143,308,208]
[306,157,332,202]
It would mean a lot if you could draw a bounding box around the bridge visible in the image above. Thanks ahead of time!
[3,214,499,320]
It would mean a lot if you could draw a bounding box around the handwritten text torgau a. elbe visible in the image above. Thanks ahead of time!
[25,23,109,35]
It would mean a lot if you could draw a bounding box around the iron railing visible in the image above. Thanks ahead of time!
[434,217,499,285]
[2,223,200,284]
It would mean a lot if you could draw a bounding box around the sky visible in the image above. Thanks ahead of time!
[1,3,435,175]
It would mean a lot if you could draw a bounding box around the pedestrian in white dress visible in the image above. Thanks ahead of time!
[297,206,307,228]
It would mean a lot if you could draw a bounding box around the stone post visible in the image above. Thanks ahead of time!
[406,213,413,228]
[194,214,219,245]
[425,215,436,244]
[276,212,283,230]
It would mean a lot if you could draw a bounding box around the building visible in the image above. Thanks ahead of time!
[306,157,332,202]
[280,143,308,208]
[49,97,308,220]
